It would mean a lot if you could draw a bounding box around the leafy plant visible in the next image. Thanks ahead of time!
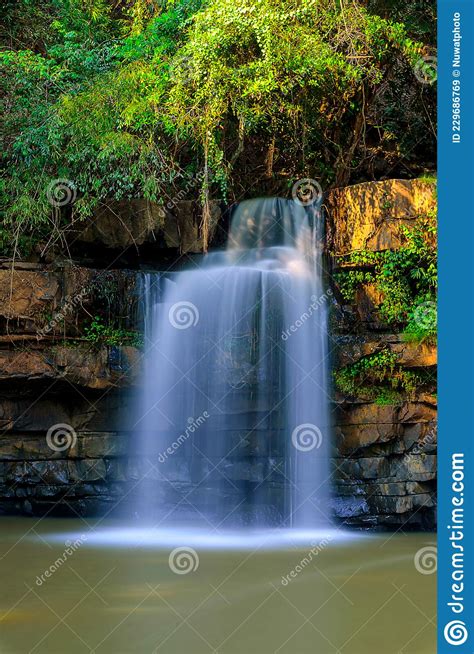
[84,316,143,347]
[335,210,437,340]
[334,347,423,402]
[1,0,434,255]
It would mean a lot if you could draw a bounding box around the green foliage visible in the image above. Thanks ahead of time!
[84,316,143,347]
[1,0,434,255]
[166,0,425,198]
[367,0,436,44]
[403,295,437,344]
[418,174,437,184]
[335,211,437,340]
[334,347,423,403]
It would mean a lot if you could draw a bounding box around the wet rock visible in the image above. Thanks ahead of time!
[5,461,70,484]
[0,265,141,336]
[0,180,438,530]
[367,493,435,515]
[78,433,129,459]
[332,496,369,518]
[68,459,107,482]
[334,456,390,480]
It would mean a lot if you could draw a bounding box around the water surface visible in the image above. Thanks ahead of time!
[0,518,435,653]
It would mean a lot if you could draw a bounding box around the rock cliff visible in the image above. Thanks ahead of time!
[0,180,437,528]
[327,178,437,528]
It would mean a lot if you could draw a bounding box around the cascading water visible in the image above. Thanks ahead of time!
[135,197,331,532]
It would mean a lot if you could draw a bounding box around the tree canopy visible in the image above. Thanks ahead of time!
[1,0,436,255]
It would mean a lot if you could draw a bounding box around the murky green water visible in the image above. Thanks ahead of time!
[0,518,435,653]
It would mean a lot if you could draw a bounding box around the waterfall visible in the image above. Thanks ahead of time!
[135,198,330,530]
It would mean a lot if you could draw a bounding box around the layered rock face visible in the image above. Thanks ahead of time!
[326,179,437,529]
[0,262,142,515]
[0,179,437,528]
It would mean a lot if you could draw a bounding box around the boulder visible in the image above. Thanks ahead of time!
[326,178,436,255]
[74,199,222,253]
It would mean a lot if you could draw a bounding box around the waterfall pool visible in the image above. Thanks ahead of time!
[0,199,435,653]
[0,517,435,653]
